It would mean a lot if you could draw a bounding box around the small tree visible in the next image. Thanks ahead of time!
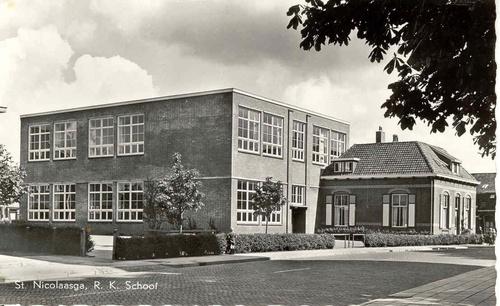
[0,144,26,210]
[157,153,204,233]
[251,177,287,234]
[143,179,169,231]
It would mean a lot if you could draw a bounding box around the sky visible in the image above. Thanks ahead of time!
[0,0,495,173]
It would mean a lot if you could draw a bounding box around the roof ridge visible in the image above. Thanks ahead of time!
[415,142,436,174]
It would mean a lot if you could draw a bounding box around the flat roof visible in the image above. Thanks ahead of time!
[19,88,350,125]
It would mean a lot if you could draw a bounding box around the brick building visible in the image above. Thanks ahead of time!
[472,172,496,232]
[318,129,479,234]
[19,88,349,234]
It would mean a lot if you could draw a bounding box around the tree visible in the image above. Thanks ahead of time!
[143,179,168,231]
[251,177,287,234]
[287,0,496,158]
[0,144,26,208]
[144,153,204,233]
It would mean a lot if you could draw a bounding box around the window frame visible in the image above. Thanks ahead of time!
[117,114,145,156]
[291,185,305,206]
[27,184,50,221]
[236,180,259,225]
[88,182,114,222]
[262,112,284,158]
[28,124,51,161]
[330,131,346,161]
[312,125,329,166]
[52,183,76,222]
[291,120,306,162]
[391,193,408,228]
[116,181,144,222]
[334,193,349,227]
[89,117,115,158]
[53,121,77,160]
[237,106,261,154]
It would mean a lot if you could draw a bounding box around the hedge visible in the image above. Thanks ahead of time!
[365,233,483,247]
[0,223,93,255]
[115,233,221,260]
[217,233,336,254]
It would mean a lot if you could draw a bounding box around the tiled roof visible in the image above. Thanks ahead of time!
[472,173,496,193]
[322,141,477,183]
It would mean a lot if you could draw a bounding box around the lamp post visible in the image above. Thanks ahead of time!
[0,106,6,113]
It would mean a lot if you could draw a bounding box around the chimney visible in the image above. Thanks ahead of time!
[375,126,385,143]
[393,134,399,142]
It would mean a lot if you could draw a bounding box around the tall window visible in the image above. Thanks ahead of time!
[465,196,471,229]
[334,194,349,226]
[54,121,77,159]
[441,192,450,228]
[237,107,260,153]
[29,124,50,161]
[236,180,258,224]
[89,183,113,221]
[291,185,305,205]
[28,185,50,221]
[330,131,346,160]
[312,126,329,165]
[118,114,144,155]
[262,113,283,157]
[89,118,114,157]
[53,184,76,221]
[117,182,143,221]
[392,194,408,227]
[292,121,305,161]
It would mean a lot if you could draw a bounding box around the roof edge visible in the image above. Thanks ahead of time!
[19,88,351,125]
[321,173,480,185]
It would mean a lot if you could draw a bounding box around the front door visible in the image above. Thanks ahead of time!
[292,208,306,233]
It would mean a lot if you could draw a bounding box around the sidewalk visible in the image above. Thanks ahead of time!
[360,266,496,305]
[233,244,470,260]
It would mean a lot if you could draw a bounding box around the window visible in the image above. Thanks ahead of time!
[237,107,260,153]
[264,206,282,225]
[392,194,408,227]
[330,131,346,160]
[334,194,349,226]
[53,184,76,221]
[451,163,460,174]
[291,185,305,205]
[89,183,113,221]
[117,182,143,221]
[29,124,50,161]
[54,121,77,159]
[236,180,258,224]
[441,193,450,228]
[464,196,472,229]
[28,185,50,221]
[292,121,305,161]
[262,113,283,157]
[89,118,114,157]
[118,114,144,155]
[312,126,329,165]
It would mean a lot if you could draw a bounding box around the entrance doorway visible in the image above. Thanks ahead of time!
[292,208,306,233]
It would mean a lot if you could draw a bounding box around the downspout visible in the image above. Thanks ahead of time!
[305,114,310,229]
[431,179,434,234]
[286,110,292,233]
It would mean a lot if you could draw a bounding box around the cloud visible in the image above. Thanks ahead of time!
[0,26,157,161]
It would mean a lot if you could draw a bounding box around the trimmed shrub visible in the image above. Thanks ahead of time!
[365,233,483,247]
[115,233,222,260]
[231,233,335,253]
[0,223,86,255]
